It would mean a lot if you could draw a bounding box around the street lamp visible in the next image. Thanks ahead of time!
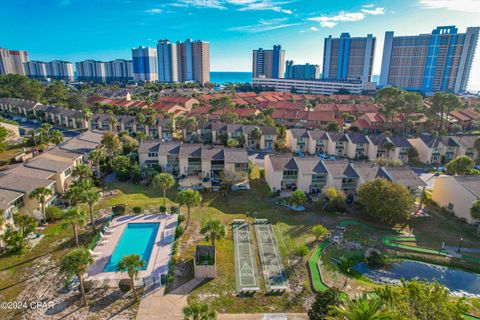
[457,237,463,253]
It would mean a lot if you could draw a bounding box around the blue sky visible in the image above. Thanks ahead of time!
[1,0,480,90]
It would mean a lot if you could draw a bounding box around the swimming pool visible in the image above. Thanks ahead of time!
[104,223,160,272]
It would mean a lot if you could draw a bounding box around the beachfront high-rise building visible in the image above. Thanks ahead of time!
[47,60,74,81]
[106,59,133,82]
[132,46,158,82]
[76,59,133,83]
[157,39,210,84]
[76,60,106,82]
[157,40,178,83]
[285,61,320,80]
[253,45,285,79]
[0,48,28,75]
[379,26,480,94]
[24,61,48,80]
[322,33,375,82]
[176,39,210,84]
[191,40,210,84]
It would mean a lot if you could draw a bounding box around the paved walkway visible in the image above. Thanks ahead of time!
[136,279,203,320]
[218,313,308,320]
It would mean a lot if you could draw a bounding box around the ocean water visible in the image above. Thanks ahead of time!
[210,71,252,84]
[210,72,382,86]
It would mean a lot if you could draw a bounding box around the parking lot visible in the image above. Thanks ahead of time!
[5,115,81,138]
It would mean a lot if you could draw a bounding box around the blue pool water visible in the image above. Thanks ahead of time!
[104,223,160,272]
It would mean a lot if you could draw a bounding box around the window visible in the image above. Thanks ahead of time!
[148,152,158,157]
[64,167,72,177]
[448,203,454,210]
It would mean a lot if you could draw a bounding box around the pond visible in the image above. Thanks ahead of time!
[353,260,480,297]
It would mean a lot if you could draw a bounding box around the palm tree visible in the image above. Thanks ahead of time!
[64,185,84,206]
[72,164,92,184]
[200,219,226,246]
[152,173,175,207]
[29,187,53,224]
[89,149,106,178]
[49,129,64,145]
[471,200,480,234]
[39,123,52,144]
[106,111,118,133]
[176,189,202,230]
[183,300,217,320]
[327,294,393,320]
[81,188,100,232]
[62,207,87,247]
[382,141,395,160]
[28,129,38,146]
[116,254,145,300]
[60,248,93,306]
[82,107,93,125]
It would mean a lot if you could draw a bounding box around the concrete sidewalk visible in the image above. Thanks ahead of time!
[136,279,203,320]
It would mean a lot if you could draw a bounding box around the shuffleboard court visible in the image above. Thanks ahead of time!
[254,220,288,293]
[233,220,260,293]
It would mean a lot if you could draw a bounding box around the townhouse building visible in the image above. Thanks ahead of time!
[138,141,248,180]
[432,175,480,224]
[0,98,41,117]
[264,154,424,196]
[285,129,410,163]
[183,122,277,150]
[408,135,460,164]
[0,130,102,223]
[453,136,479,162]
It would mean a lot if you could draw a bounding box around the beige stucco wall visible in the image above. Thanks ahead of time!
[264,155,282,191]
[432,176,478,223]
[285,130,297,152]
[408,138,431,164]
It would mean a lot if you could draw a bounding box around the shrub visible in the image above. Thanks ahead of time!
[118,279,131,292]
[132,206,142,214]
[175,225,184,238]
[45,205,63,222]
[178,214,186,223]
[112,204,126,216]
[159,205,167,213]
[293,245,309,257]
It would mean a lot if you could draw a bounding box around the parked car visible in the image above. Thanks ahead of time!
[231,183,251,191]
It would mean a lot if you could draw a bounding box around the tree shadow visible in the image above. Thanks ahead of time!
[88,290,127,312]
[44,295,81,316]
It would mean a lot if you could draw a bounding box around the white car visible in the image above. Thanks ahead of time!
[21,118,27,123]
[231,183,251,191]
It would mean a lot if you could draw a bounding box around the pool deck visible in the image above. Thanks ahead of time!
[86,214,177,286]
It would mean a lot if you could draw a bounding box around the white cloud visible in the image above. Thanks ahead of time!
[362,4,375,8]
[308,6,385,28]
[178,0,226,9]
[309,26,319,31]
[231,0,293,14]
[144,8,163,14]
[418,0,480,13]
[228,18,300,32]
[361,7,385,15]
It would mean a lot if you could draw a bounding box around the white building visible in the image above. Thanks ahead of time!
[252,77,365,95]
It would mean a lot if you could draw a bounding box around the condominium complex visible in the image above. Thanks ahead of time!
[24,61,49,80]
[132,46,158,82]
[76,59,133,82]
[379,26,480,94]
[253,45,285,79]
[322,33,376,82]
[45,60,74,81]
[0,47,28,75]
[252,77,363,95]
[285,61,320,80]
[157,39,210,84]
